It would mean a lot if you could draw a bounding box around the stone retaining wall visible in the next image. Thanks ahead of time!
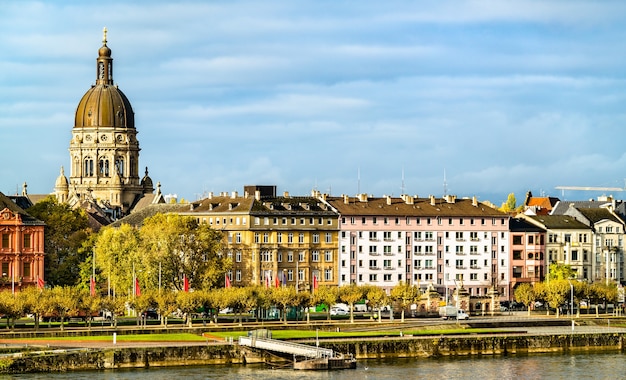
[1,333,624,373]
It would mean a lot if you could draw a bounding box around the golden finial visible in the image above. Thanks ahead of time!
[102,27,108,44]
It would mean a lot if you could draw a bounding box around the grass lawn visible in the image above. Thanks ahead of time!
[212,328,509,340]
[6,333,207,342]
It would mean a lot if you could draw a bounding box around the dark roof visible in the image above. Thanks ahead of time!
[326,196,506,218]
[110,203,190,228]
[551,200,614,215]
[576,208,625,225]
[251,196,336,216]
[528,215,590,230]
[0,192,45,226]
[190,195,254,213]
[7,195,33,210]
[510,217,545,232]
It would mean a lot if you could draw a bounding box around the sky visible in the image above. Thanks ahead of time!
[2,1,626,206]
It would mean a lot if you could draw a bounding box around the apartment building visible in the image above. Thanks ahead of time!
[509,217,546,291]
[322,193,511,299]
[184,186,339,289]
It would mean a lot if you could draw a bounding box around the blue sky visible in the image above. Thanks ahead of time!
[2,1,626,205]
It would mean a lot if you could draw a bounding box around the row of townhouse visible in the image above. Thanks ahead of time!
[122,186,626,301]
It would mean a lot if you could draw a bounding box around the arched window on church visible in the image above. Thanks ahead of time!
[99,158,110,177]
[84,157,94,177]
[115,158,125,176]
[130,157,135,177]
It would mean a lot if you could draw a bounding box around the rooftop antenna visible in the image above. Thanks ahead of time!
[401,167,406,195]
[357,167,361,195]
[443,169,448,197]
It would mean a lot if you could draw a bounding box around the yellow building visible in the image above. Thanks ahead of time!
[183,186,339,288]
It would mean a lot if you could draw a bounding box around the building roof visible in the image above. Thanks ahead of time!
[527,215,590,230]
[510,217,546,232]
[551,200,614,215]
[325,194,506,218]
[0,192,45,226]
[110,203,190,228]
[576,207,625,225]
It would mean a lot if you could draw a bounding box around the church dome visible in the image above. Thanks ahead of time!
[141,167,154,193]
[74,28,134,129]
[55,167,69,190]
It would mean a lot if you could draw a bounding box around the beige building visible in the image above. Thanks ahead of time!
[182,186,340,289]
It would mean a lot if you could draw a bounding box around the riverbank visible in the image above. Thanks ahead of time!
[1,323,626,373]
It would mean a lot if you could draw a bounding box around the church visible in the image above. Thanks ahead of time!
[54,29,162,221]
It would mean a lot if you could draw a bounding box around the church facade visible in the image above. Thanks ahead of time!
[55,29,155,217]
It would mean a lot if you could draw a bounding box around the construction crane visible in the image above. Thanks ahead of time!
[555,186,625,192]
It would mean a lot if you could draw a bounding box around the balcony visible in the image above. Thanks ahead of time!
[369,266,380,270]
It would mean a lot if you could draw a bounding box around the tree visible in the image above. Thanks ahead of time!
[499,193,519,213]
[26,195,91,286]
[514,283,536,316]
[544,280,569,318]
[365,285,388,322]
[547,263,577,281]
[139,214,229,291]
[311,286,338,321]
[22,286,48,331]
[94,224,142,298]
[338,284,364,323]
[50,286,82,331]
[270,286,297,324]
[155,290,178,328]
[391,282,419,322]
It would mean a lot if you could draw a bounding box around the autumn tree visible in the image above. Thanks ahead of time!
[338,284,364,323]
[547,263,577,281]
[26,195,91,286]
[364,285,388,322]
[154,290,178,328]
[544,280,569,318]
[139,214,229,291]
[270,286,297,324]
[514,283,536,316]
[499,193,520,213]
[390,282,419,322]
[312,286,338,321]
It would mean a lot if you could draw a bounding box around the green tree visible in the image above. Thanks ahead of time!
[26,195,91,286]
[139,214,229,291]
[155,290,178,328]
[94,224,142,298]
[176,290,203,327]
[544,280,569,318]
[50,286,82,331]
[270,286,297,324]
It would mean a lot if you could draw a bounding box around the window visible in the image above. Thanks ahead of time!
[513,250,522,260]
[298,251,305,262]
[254,233,260,244]
[325,233,332,243]
[288,233,293,244]
[325,250,332,262]
[456,259,464,268]
[313,233,320,244]
[288,270,293,281]
[263,233,269,243]
[324,269,332,281]
[513,235,522,245]
[288,252,293,262]
[236,233,241,244]
[384,274,392,281]
[236,251,242,262]
[1,263,7,277]
[369,274,378,281]
[2,234,10,248]
[299,233,305,243]
[383,231,392,241]
[22,262,30,278]
[369,231,378,241]
[425,232,433,240]
[312,250,320,262]
[455,232,464,240]
[298,270,305,282]
[470,232,478,241]
[277,233,282,244]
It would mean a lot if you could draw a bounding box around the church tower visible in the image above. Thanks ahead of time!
[56,28,153,214]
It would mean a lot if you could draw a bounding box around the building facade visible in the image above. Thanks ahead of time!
[0,192,45,291]
[323,194,511,299]
[508,217,546,291]
[183,186,339,289]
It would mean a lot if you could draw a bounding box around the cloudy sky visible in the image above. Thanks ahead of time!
[2,1,626,205]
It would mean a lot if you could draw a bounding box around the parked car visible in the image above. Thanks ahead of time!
[330,307,348,316]
[141,308,159,319]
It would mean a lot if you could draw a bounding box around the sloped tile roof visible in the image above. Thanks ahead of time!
[528,215,590,230]
[326,196,506,218]
[576,208,625,224]
[0,192,45,225]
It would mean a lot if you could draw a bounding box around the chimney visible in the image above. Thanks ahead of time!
[283,191,290,198]
[255,190,261,201]
[444,195,457,204]
[231,191,238,199]
[343,194,349,204]
[386,195,392,205]
[208,192,213,199]
[358,193,368,202]
[472,196,478,207]
[429,195,436,206]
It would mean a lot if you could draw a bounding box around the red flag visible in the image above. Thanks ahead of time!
[90,277,96,297]
[135,278,141,297]
[265,276,269,288]
[275,275,280,288]
[37,276,44,290]
[225,274,231,288]
[183,275,189,292]
[313,275,318,290]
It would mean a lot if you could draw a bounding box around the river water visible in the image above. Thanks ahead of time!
[2,352,625,379]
